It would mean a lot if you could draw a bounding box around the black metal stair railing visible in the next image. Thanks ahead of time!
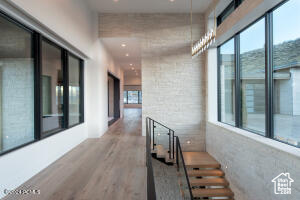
[146,117,156,200]
[146,117,193,200]
[146,117,175,160]
[175,136,194,200]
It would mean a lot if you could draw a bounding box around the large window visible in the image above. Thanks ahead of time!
[128,91,139,104]
[219,38,235,126]
[0,13,34,154]
[0,11,84,156]
[273,0,300,146]
[42,40,64,134]
[240,18,266,134]
[124,90,142,104]
[68,54,83,127]
[218,0,300,147]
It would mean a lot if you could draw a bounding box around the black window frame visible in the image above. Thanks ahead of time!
[217,36,236,126]
[0,9,85,156]
[67,52,85,128]
[40,37,66,138]
[217,0,299,148]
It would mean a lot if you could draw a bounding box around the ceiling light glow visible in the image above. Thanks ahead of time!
[125,53,129,57]
[121,44,126,47]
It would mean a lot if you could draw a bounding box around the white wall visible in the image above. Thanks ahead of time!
[206,11,218,123]
[0,0,122,197]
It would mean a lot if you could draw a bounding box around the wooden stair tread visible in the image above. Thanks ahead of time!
[187,169,224,177]
[192,188,234,197]
[190,178,229,186]
[183,152,221,168]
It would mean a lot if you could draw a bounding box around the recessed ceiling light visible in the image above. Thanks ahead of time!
[121,44,126,47]
[130,63,133,66]
[125,53,129,57]
[187,140,191,144]
[169,0,175,2]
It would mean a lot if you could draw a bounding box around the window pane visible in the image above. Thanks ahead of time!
[42,40,64,134]
[128,91,139,104]
[240,18,265,135]
[0,15,34,153]
[273,0,300,146]
[124,91,127,103]
[69,55,81,126]
[219,38,235,125]
[139,91,142,104]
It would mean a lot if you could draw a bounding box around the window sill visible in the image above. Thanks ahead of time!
[0,122,85,157]
[207,120,300,159]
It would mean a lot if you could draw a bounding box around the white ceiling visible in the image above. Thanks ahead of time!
[101,38,141,77]
[97,0,215,79]
[86,0,211,13]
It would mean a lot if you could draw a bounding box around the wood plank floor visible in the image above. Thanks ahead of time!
[4,108,146,200]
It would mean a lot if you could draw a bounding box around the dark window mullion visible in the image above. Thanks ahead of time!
[80,59,85,123]
[34,32,42,140]
[265,12,274,138]
[63,50,69,128]
[217,47,221,122]
[235,35,241,128]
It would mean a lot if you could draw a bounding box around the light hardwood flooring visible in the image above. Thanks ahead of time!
[4,108,146,200]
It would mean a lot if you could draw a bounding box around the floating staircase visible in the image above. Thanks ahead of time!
[183,152,234,200]
[146,117,234,200]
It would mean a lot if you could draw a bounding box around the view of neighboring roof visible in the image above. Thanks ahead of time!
[220,38,300,80]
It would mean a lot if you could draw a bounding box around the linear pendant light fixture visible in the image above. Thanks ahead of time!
[191,0,217,57]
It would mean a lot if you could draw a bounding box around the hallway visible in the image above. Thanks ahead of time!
[4,108,146,200]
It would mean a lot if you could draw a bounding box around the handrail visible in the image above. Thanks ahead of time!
[175,136,193,200]
[146,117,175,160]
[146,118,156,200]
[146,117,175,132]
